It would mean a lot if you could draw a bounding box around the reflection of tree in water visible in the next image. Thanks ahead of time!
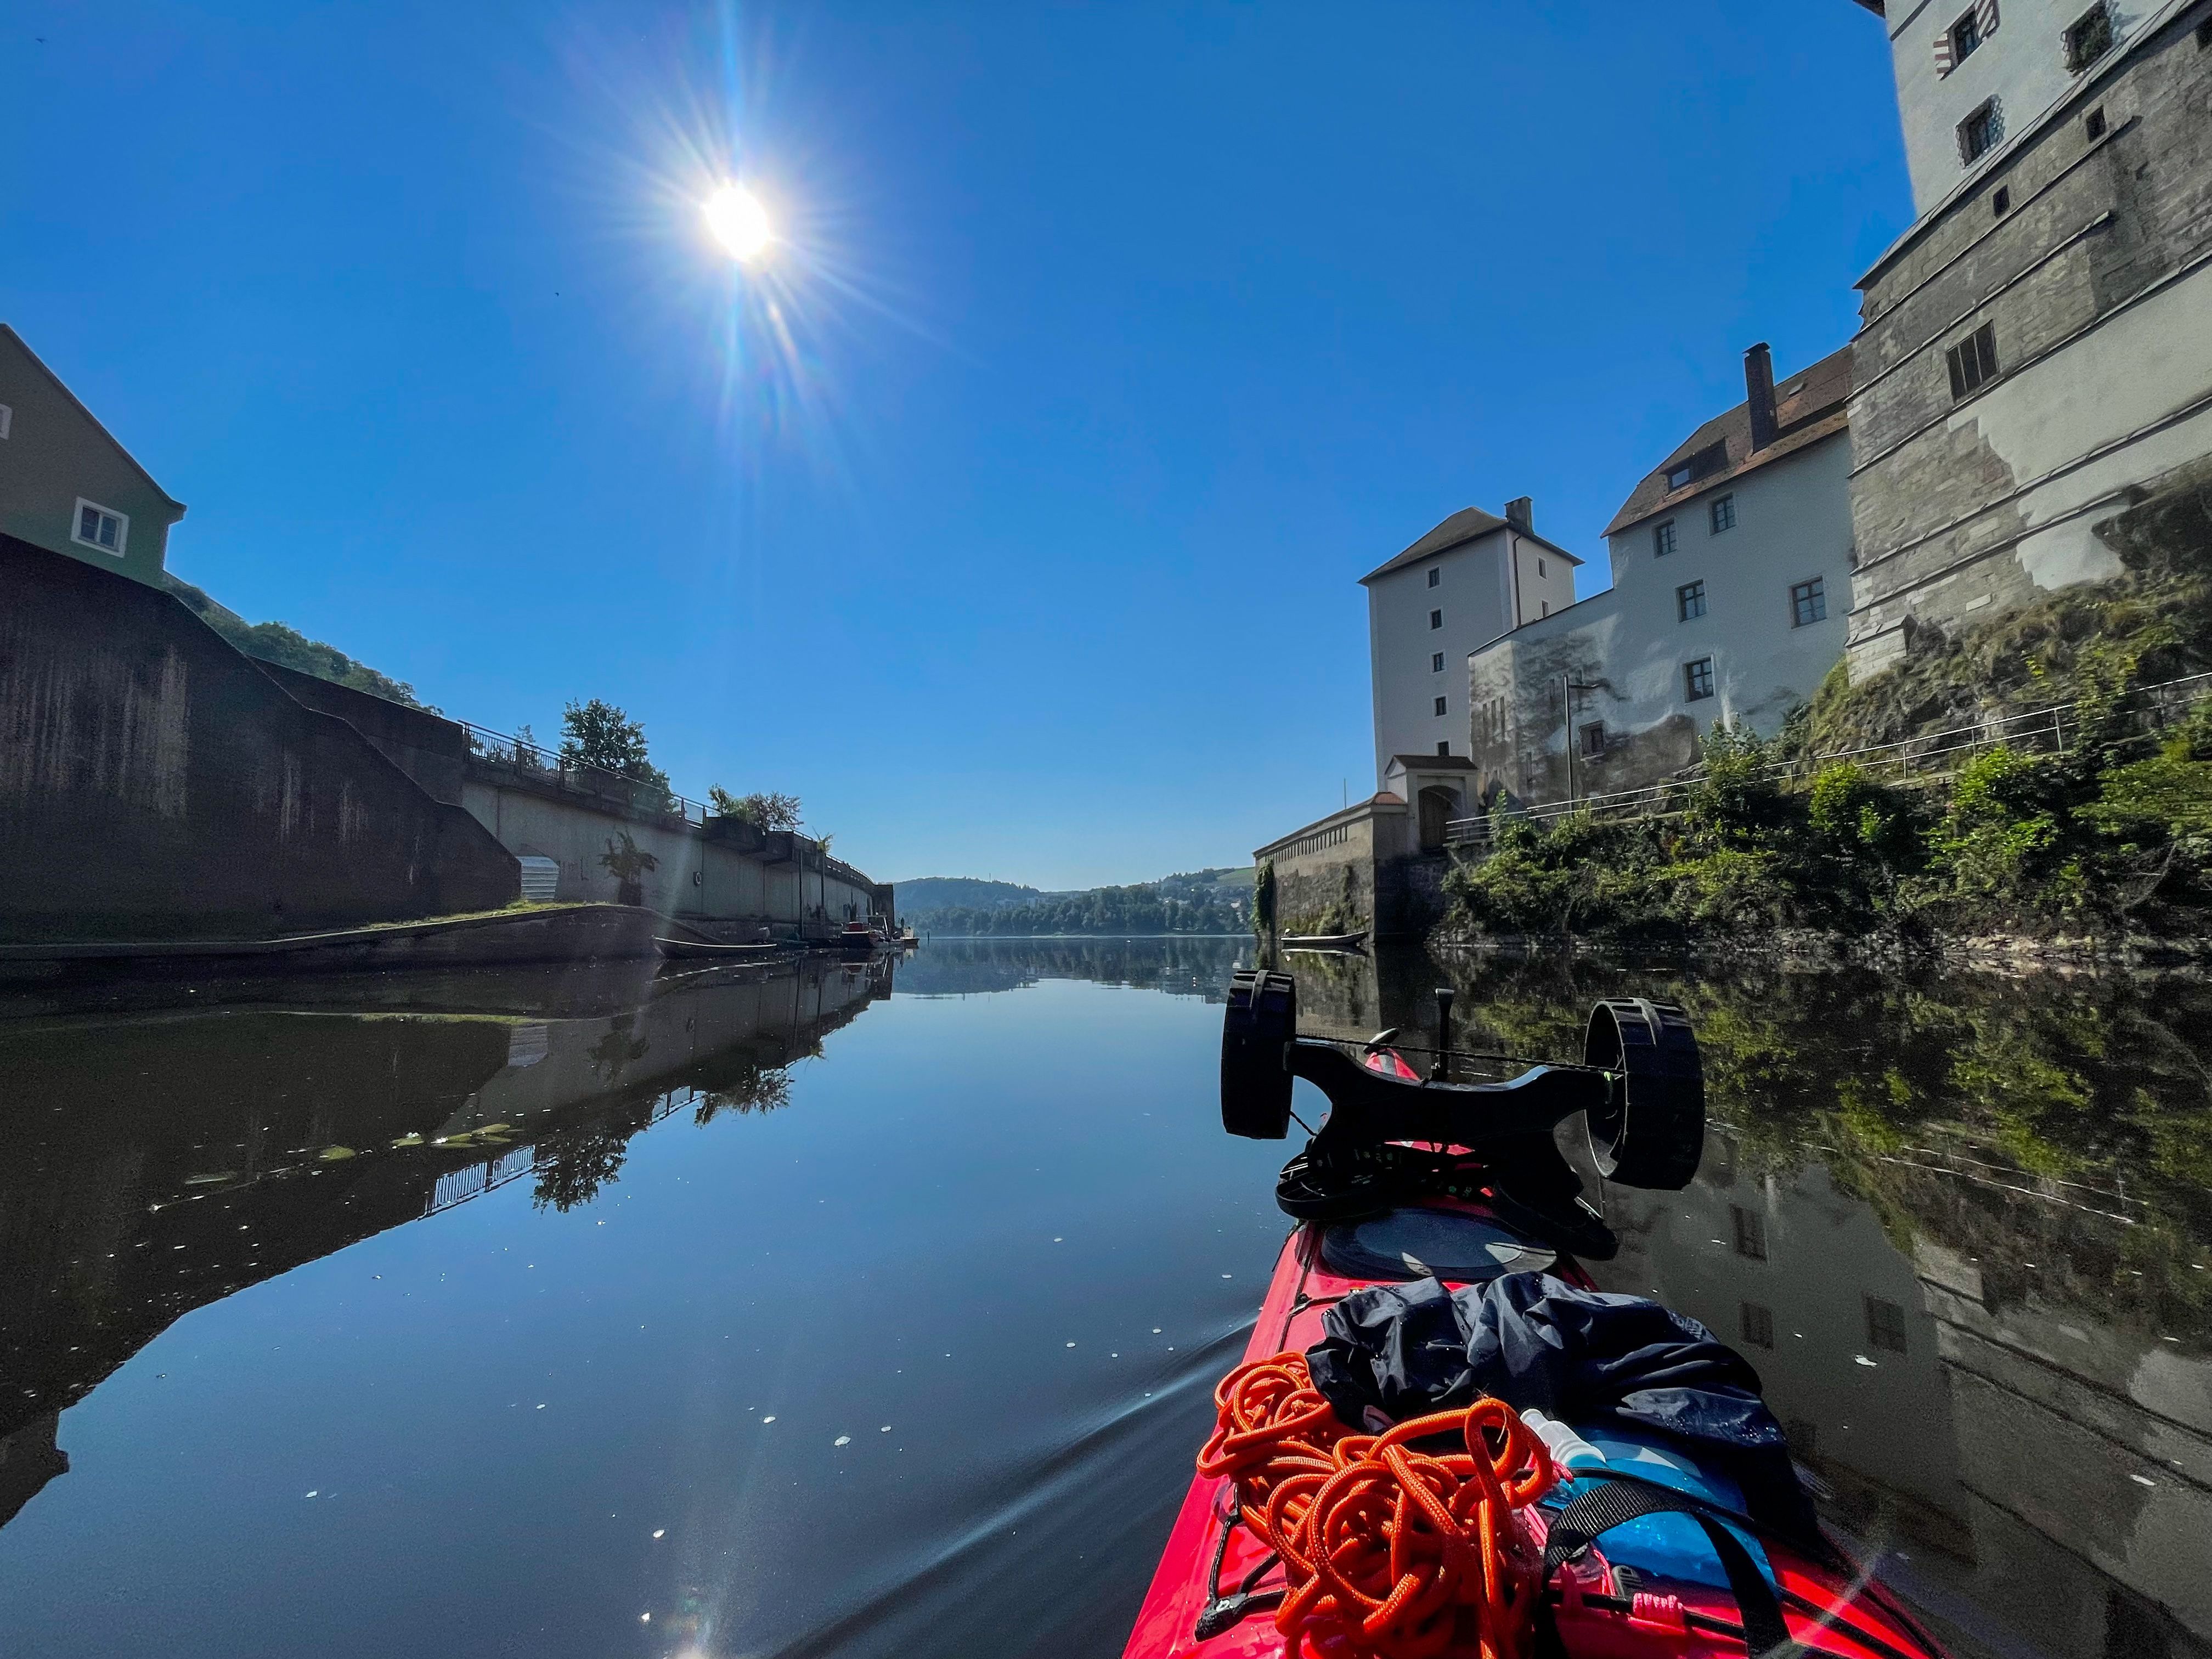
[895,936,1250,1000]
[531,1120,634,1213]
[586,1018,650,1086]
[531,1054,799,1210]
[694,1065,792,1125]
[1400,949,2212,1342]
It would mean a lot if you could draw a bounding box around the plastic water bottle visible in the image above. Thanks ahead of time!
[1520,1408,1606,1477]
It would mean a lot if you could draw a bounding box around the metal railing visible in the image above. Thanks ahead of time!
[458,719,877,892]
[1444,668,2212,849]
[458,719,715,825]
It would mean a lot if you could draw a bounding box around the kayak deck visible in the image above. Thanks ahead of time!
[1124,1208,1943,1659]
[1125,1208,1598,1659]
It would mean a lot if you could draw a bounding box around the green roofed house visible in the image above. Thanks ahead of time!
[0,324,185,586]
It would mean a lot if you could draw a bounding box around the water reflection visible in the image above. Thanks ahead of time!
[0,953,896,1528]
[1288,944,2212,1659]
[3,938,2208,1659]
[895,935,1250,1000]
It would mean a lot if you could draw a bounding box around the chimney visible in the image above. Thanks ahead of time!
[1744,342,1778,453]
[1504,496,1533,531]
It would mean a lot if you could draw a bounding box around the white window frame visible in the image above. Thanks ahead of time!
[72,498,130,558]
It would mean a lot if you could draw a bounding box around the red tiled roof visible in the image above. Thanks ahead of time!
[1600,344,1853,539]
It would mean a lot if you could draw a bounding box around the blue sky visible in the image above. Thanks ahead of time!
[7,2,1908,890]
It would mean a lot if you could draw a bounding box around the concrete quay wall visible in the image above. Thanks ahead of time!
[457,767,887,936]
[217,618,893,936]
[0,535,519,943]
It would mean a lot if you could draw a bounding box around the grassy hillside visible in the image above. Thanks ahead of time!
[160,572,429,709]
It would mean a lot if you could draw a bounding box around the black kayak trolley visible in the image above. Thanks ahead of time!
[1219,969,1705,1256]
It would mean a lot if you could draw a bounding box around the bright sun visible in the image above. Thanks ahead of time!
[703,183,772,262]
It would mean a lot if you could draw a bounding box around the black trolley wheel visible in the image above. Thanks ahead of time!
[1582,998,1705,1190]
[1221,969,1297,1139]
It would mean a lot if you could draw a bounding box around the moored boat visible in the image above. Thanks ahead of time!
[1124,971,1946,1659]
[1279,931,1367,952]
[652,936,783,961]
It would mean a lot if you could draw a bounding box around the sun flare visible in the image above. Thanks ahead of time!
[702,182,772,262]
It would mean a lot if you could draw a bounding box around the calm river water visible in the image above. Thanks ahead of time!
[1,941,2207,1658]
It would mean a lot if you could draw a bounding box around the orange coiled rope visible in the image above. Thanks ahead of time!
[1198,1353,1555,1659]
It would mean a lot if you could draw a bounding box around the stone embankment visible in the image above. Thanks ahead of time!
[0,534,893,964]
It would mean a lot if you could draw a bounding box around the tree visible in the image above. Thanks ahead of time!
[707,787,803,831]
[560,699,673,806]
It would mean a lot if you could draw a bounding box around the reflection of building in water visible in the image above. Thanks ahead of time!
[0,954,892,1532]
[1597,1132,2212,1659]
[0,1415,67,1531]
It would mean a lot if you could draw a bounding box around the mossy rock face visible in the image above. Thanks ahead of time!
[1809,458,2212,757]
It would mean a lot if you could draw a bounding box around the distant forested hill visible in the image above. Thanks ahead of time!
[903,867,1253,935]
[892,877,1044,914]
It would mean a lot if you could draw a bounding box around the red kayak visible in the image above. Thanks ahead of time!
[1123,972,1947,1659]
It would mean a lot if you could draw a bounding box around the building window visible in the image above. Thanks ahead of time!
[1677,580,1707,622]
[1429,609,1442,630]
[1791,577,1827,627]
[1945,323,1999,398]
[2065,3,2113,71]
[1434,696,1448,717]
[1709,494,1736,534]
[0,403,11,439]
[1537,556,1547,578]
[1654,520,1677,558]
[1436,741,1451,757]
[1541,601,1550,617]
[1740,1302,1776,1349]
[72,499,129,557]
[1959,98,2002,163]
[1685,657,1716,702]
[1663,441,1728,493]
[1866,1296,1909,1354]
[1730,1204,1767,1260]
[1431,652,1446,673]
[1949,8,1983,65]
[1992,185,2011,216]
[1427,567,1441,588]
[1579,720,1605,758]
[2085,105,2107,140]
